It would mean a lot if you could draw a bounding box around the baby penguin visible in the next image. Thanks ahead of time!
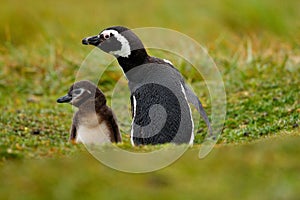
[57,80,122,144]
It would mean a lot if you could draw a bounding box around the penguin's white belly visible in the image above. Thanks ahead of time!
[76,123,111,145]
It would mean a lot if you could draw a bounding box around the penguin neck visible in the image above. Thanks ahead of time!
[117,49,150,73]
[78,99,94,110]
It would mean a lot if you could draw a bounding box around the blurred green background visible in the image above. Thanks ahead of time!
[0,0,300,199]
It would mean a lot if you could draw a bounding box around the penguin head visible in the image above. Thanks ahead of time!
[82,26,146,58]
[57,80,106,107]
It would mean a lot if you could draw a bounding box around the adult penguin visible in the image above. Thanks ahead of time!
[82,26,212,145]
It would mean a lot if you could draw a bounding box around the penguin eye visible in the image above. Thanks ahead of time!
[72,89,83,96]
[74,90,81,95]
[104,34,110,39]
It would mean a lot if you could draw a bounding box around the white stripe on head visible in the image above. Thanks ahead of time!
[163,59,173,65]
[71,88,84,98]
[100,30,131,58]
[70,88,88,104]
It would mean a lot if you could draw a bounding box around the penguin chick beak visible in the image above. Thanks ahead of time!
[57,94,72,103]
[82,35,102,46]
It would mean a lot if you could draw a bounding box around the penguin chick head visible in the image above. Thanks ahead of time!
[57,80,106,108]
[82,26,145,58]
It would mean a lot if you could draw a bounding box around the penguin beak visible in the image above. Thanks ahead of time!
[57,94,72,103]
[82,35,103,46]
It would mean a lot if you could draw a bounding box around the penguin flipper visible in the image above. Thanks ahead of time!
[130,94,134,119]
[70,123,77,142]
[70,112,79,142]
[184,84,212,136]
[110,113,122,143]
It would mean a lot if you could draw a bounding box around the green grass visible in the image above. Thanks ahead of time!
[0,0,300,199]
[1,134,300,200]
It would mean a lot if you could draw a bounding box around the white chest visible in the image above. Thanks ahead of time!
[76,122,111,145]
